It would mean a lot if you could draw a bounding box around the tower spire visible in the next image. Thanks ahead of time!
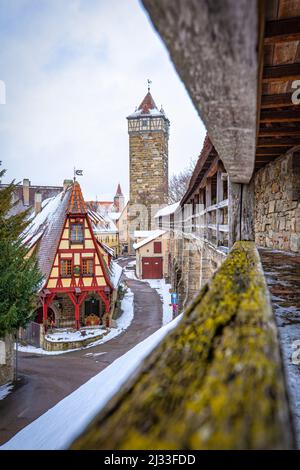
[147,78,152,92]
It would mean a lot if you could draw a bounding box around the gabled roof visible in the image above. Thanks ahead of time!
[133,229,166,250]
[67,181,87,214]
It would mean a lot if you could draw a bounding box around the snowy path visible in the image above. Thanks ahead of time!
[0,257,163,446]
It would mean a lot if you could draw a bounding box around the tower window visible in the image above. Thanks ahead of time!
[142,119,148,128]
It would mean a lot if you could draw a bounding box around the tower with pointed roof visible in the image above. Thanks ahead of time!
[114,183,125,213]
[127,86,169,241]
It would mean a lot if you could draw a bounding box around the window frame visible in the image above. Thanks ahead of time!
[60,258,73,278]
[69,220,84,245]
[153,241,162,254]
[81,258,94,277]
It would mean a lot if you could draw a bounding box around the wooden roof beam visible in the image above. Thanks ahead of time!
[258,127,300,136]
[256,147,290,155]
[257,137,300,147]
[260,106,300,122]
[264,17,300,44]
[260,93,294,108]
[262,63,300,83]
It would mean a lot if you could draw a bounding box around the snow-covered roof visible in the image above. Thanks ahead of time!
[134,230,156,239]
[133,230,166,250]
[154,202,180,219]
[108,212,121,221]
[127,91,168,119]
[23,190,71,281]
[88,207,118,234]
[109,261,123,289]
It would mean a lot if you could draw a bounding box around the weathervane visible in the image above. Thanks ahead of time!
[73,167,83,182]
[147,78,152,92]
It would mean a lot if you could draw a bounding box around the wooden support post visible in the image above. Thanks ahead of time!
[75,304,80,330]
[42,302,48,329]
[216,170,224,246]
[205,179,212,241]
[228,178,255,248]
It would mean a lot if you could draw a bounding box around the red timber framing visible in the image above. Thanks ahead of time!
[40,182,113,330]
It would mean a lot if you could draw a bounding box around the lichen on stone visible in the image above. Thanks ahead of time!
[71,242,293,450]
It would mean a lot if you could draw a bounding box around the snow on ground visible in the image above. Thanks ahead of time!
[1,314,182,450]
[142,279,173,325]
[17,288,134,356]
[0,382,13,401]
[45,327,105,343]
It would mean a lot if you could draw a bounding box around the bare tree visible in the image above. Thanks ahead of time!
[168,158,196,204]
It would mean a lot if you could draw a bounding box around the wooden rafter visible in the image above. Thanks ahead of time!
[262,63,300,83]
[260,107,300,122]
[264,17,300,44]
[260,93,294,108]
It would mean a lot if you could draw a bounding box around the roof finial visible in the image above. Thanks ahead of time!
[147,78,152,92]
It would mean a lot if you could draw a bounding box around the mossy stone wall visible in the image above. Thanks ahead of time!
[71,242,293,450]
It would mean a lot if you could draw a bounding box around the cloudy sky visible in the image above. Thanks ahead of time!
[0,0,205,200]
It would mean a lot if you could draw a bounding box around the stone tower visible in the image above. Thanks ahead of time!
[127,87,169,238]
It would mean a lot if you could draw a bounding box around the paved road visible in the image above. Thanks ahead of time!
[0,257,163,445]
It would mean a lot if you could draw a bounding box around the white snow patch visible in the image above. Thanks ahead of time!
[45,327,105,343]
[1,314,182,450]
[142,278,173,325]
[17,288,134,356]
[0,382,13,401]
[133,229,166,250]
[154,201,180,218]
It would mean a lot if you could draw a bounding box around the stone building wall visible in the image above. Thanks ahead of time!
[0,335,15,385]
[255,150,300,253]
[170,235,226,310]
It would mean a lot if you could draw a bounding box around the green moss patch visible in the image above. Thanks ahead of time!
[71,242,293,450]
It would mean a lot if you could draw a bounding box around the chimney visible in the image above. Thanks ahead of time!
[63,179,73,192]
[23,178,30,206]
[34,192,42,215]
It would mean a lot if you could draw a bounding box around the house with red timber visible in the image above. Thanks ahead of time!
[24,181,119,331]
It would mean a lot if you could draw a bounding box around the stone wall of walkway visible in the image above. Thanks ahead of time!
[255,149,300,253]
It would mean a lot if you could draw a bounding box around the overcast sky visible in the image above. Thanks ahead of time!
[0,0,206,201]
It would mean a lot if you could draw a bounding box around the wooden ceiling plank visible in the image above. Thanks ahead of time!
[264,17,300,44]
[262,63,300,82]
[259,127,300,136]
[260,93,294,108]
[257,136,300,146]
[260,106,300,122]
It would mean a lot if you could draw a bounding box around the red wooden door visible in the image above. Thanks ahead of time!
[142,257,163,279]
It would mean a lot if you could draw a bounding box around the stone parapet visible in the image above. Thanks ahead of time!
[71,242,293,450]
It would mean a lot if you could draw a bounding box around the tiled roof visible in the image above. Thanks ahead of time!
[0,183,63,216]
[24,189,71,283]
[67,181,87,214]
[137,91,157,114]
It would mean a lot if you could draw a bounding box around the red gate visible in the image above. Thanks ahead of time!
[142,257,163,279]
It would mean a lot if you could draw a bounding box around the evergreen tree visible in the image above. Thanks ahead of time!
[0,166,42,337]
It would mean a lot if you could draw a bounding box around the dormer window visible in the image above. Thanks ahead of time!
[70,221,84,244]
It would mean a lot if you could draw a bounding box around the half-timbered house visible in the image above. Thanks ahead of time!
[25,181,116,331]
